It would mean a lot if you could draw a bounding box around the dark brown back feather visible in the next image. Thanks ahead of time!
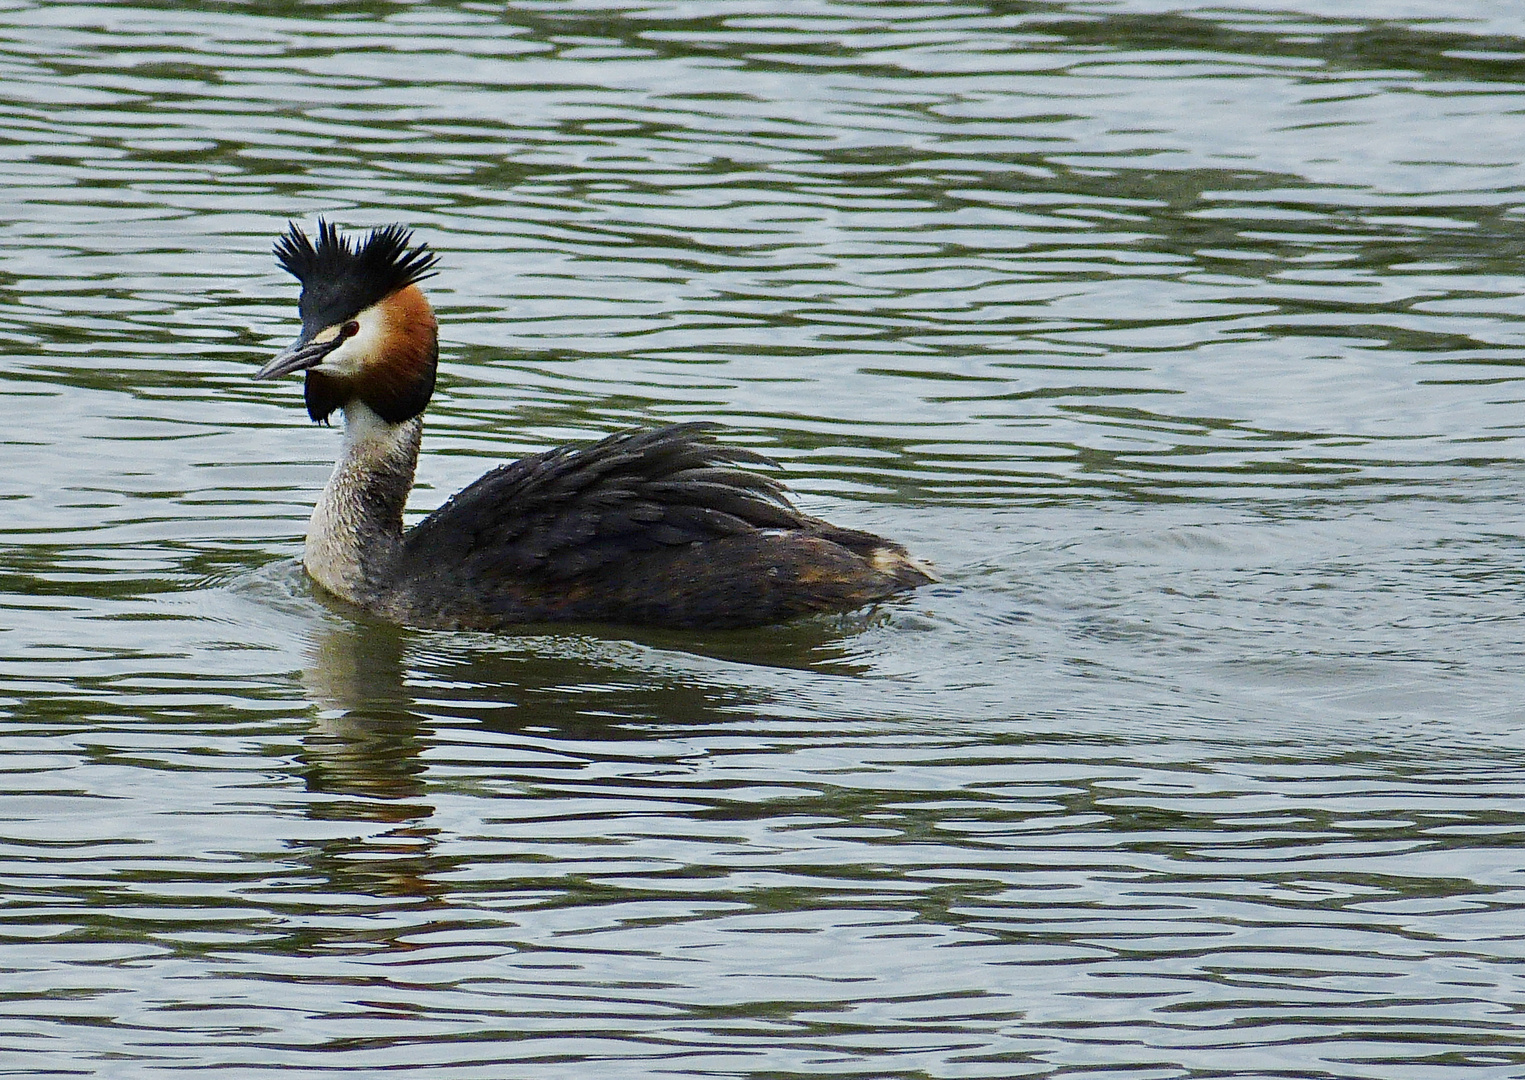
[399,423,804,581]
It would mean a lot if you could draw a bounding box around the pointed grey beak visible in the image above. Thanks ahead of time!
[255,333,342,381]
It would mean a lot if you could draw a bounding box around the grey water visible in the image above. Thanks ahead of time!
[3,1,1525,1076]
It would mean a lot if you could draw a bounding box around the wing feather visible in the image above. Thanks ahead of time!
[401,423,805,581]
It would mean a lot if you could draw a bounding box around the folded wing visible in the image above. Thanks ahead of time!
[401,422,804,579]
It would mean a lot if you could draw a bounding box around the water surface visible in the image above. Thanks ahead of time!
[3,1,1525,1076]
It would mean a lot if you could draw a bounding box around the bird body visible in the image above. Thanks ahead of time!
[257,221,930,631]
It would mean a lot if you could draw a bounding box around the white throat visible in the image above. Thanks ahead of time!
[303,401,423,606]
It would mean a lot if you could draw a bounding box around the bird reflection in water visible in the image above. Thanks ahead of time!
[284,613,885,913]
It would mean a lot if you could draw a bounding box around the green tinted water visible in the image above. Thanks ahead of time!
[3,2,1525,1076]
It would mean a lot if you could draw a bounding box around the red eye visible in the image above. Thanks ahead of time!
[341,321,360,338]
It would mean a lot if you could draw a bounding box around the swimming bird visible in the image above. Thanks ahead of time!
[255,219,931,630]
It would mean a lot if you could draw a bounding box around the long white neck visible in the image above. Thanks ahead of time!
[304,401,422,606]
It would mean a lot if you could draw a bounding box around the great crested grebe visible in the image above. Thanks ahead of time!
[255,219,931,630]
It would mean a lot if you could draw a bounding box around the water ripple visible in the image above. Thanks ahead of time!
[3,1,1525,1076]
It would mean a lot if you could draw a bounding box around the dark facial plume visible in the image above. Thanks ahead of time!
[275,219,439,331]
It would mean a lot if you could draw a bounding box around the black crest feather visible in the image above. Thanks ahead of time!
[275,218,439,329]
